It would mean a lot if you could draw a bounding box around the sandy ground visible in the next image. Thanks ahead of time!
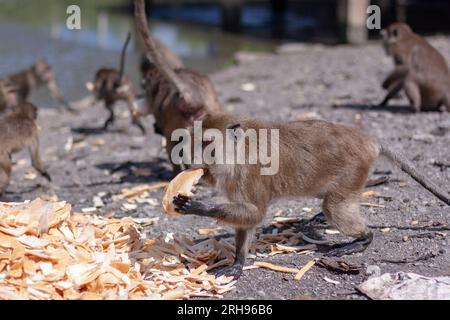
[2,37,449,300]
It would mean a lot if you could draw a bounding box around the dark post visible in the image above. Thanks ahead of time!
[271,0,287,36]
[220,0,243,33]
[337,0,369,44]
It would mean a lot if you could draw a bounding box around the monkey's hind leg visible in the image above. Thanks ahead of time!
[0,156,12,195]
[213,228,256,280]
[404,80,421,112]
[125,97,146,134]
[103,102,115,130]
[322,192,373,257]
[131,116,146,134]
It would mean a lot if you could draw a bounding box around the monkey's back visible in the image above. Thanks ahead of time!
[93,68,133,101]
[261,120,379,200]
[397,33,450,99]
[0,113,36,154]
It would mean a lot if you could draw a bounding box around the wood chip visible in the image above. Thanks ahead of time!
[294,259,317,281]
[253,262,301,274]
[0,198,235,300]
[361,202,385,208]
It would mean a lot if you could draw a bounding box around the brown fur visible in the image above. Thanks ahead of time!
[139,38,184,87]
[134,0,221,173]
[0,79,18,113]
[380,22,450,112]
[90,33,146,133]
[5,59,70,109]
[173,112,450,279]
[0,103,51,195]
[91,68,145,133]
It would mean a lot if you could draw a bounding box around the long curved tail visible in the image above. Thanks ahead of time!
[134,0,190,100]
[118,32,131,84]
[381,143,450,206]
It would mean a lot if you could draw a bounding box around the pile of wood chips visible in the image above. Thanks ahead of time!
[0,198,236,300]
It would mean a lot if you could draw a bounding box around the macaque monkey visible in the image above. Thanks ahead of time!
[380,22,450,112]
[87,32,145,134]
[5,59,72,111]
[139,38,184,88]
[172,113,450,279]
[134,0,221,173]
[0,103,51,195]
[0,79,18,113]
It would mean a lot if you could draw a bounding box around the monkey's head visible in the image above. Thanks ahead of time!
[381,23,413,54]
[17,102,38,120]
[0,79,18,110]
[184,112,258,185]
[33,59,54,84]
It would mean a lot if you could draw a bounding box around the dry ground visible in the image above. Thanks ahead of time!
[2,38,449,300]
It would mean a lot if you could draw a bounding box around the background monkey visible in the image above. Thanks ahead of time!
[379,22,450,112]
[4,59,72,111]
[172,113,450,279]
[87,32,146,134]
[139,38,184,88]
[134,0,221,173]
[0,102,51,195]
[0,79,18,113]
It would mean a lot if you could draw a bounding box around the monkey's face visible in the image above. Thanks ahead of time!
[34,59,54,84]
[381,23,413,52]
[0,80,18,109]
[186,113,243,184]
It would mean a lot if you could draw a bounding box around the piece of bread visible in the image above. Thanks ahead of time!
[162,168,204,216]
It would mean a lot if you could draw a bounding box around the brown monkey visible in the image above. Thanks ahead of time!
[87,32,146,134]
[134,0,221,173]
[5,59,72,110]
[0,79,18,113]
[0,102,51,195]
[139,38,184,88]
[379,22,450,112]
[172,113,450,279]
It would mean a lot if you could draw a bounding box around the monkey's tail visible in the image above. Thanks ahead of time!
[118,32,131,85]
[134,0,190,99]
[381,143,450,206]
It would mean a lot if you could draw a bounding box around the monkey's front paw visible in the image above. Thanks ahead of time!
[173,194,207,215]
[213,264,243,280]
[173,194,191,214]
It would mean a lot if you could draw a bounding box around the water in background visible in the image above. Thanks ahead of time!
[0,0,288,107]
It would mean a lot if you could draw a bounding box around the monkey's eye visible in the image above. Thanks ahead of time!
[392,29,398,38]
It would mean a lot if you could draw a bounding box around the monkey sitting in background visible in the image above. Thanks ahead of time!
[379,22,450,112]
[4,59,72,111]
[172,112,450,279]
[0,102,51,195]
[87,33,146,134]
[0,79,18,114]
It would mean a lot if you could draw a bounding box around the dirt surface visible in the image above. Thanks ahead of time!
[2,37,449,300]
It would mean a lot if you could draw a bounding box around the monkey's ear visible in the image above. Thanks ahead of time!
[227,123,242,142]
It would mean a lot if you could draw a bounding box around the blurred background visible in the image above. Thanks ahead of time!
[1,0,450,107]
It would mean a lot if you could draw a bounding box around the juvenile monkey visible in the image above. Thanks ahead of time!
[0,79,18,113]
[172,113,450,279]
[134,0,221,173]
[5,59,71,110]
[379,22,450,112]
[87,32,146,134]
[0,102,51,195]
